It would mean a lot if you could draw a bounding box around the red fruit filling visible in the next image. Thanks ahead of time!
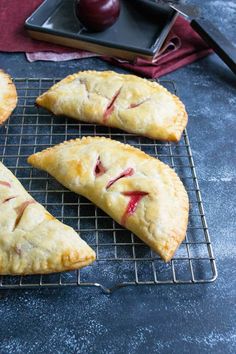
[0,181,11,188]
[103,88,121,123]
[94,157,106,177]
[14,200,35,229]
[106,167,134,189]
[121,191,148,225]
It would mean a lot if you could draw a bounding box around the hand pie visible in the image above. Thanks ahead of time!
[28,137,189,262]
[36,70,188,142]
[0,70,17,124]
[0,162,95,275]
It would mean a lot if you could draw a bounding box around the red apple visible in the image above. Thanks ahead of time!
[75,0,120,32]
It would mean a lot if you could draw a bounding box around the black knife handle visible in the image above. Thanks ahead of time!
[132,0,170,16]
[191,18,236,75]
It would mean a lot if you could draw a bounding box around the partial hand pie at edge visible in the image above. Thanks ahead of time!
[0,162,96,275]
[28,137,189,262]
[0,70,17,125]
[36,70,188,142]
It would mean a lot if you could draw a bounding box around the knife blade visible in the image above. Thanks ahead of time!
[137,0,236,75]
[166,3,200,18]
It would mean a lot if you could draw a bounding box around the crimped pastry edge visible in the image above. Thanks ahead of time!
[0,256,96,276]
[36,70,188,142]
[28,136,189,262]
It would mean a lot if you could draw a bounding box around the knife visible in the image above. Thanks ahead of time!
[136,0,236,75]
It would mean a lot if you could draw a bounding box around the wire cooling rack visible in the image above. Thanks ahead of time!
[0,78,217,293]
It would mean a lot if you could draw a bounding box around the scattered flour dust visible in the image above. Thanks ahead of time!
[207,176,233,182]
[182,329,236,350]
[206,171,235,183]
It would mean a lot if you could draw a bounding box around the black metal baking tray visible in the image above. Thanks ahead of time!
[25,0,178,61]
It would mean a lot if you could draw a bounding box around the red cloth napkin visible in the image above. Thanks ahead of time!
[0,0,212,78]
[0,0,76,53]
[103,17,213,77]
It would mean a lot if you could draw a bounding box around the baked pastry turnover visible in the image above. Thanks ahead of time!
[0,162,95,275]
[28,137,189,262]
[36,71,188,142]
[0,70,17,124]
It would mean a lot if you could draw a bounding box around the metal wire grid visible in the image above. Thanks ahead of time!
[0,78,217,293]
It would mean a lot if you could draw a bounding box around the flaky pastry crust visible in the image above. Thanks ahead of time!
[36,71,188,142]
[0,70,17,124]
[28,137,189,262]
[0,162,95,275]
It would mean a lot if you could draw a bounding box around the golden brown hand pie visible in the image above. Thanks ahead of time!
[28,137,189,262]
[36,71,188,142]
[0,162,95,275]
[0,70,17,124]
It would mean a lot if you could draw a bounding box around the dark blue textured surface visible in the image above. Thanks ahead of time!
[0,0,235,353]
